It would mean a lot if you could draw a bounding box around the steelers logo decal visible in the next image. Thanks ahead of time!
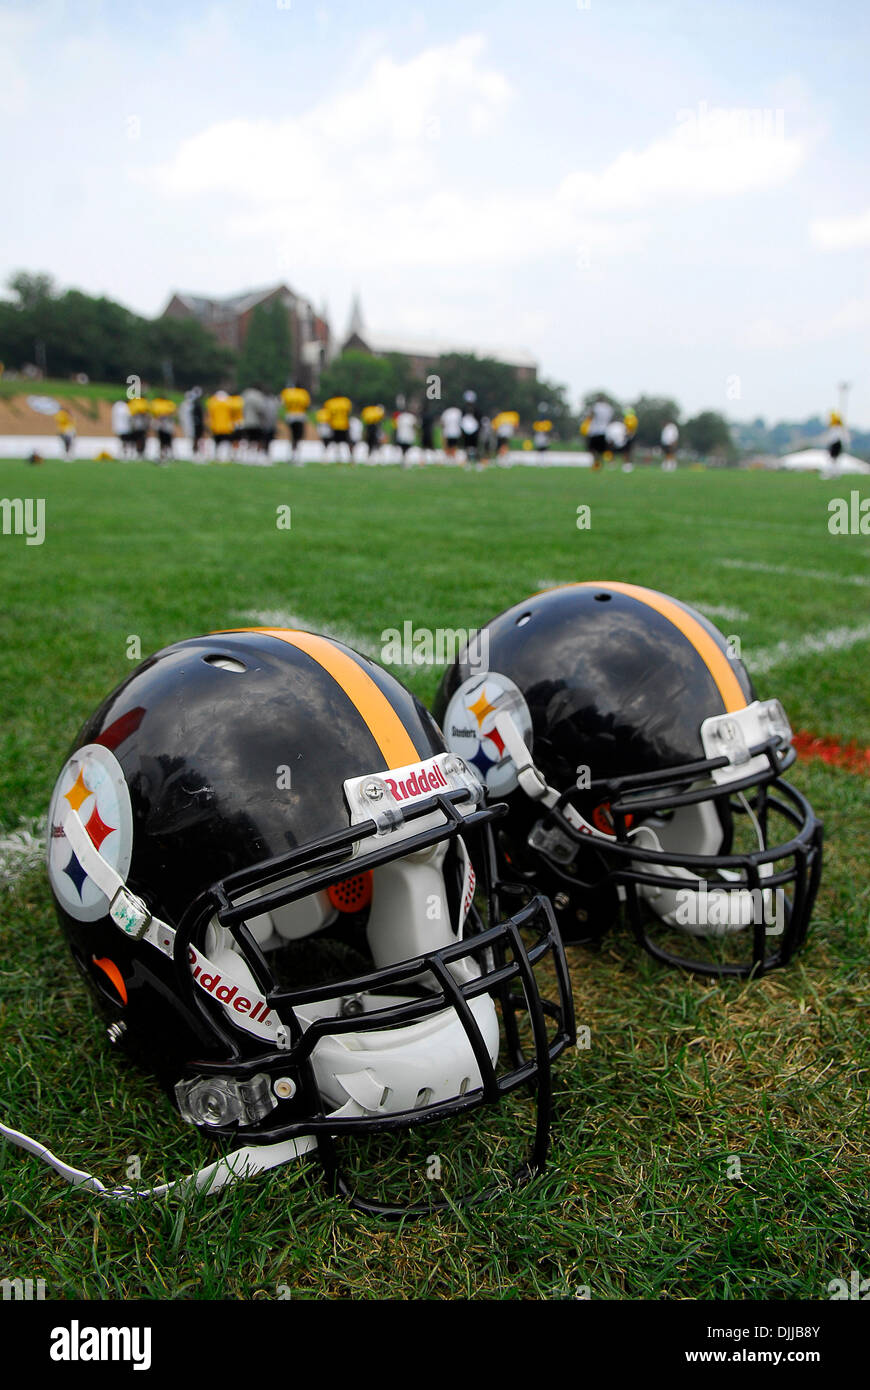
[442,673,533,795]
[47,744,134,922]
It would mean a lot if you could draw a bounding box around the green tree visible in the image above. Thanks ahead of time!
[432,353,517,415]
[0,298,33,368]
[683,410,734,458]
[580,388,623,417]
[0,271,236,388]
[237,300,293,393]
[7,271,56,311]
[318,349,414,406]
[57,291,140,381]
[430,354,576,437]
[631,395,682,447]
[141,317,235,390]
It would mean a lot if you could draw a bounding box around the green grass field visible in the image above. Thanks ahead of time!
[0,456,868,1300]
[0,378,183,404]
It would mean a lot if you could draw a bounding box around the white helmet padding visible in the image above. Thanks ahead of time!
[237,885,338,946]
[297,992,500,1116]
[216,836,499,1121]
[630,794,782,938]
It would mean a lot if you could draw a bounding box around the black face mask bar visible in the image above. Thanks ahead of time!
[524,738,823,979]
[174,790,576,1217]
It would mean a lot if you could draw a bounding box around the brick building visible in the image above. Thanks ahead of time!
[161,283,332,391]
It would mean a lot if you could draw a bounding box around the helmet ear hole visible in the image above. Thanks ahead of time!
[203,654,247,673]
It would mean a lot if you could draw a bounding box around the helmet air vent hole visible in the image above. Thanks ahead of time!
[415,1087,433,1109]
[594,592,612,602]
[203,655,247,673]
[379,1086,392,1109]
[459,1077,470,1095]
[516,611,532,626]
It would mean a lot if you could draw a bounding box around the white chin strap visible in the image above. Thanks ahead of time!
[630,795,783,938]
[493,711,611,842]
[0,1120,317,1200]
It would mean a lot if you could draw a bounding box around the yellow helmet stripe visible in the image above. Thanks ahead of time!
[556,582,747,713]
[217,628,421,769]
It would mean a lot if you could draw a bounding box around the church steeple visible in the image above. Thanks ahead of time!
[346,292,365,343]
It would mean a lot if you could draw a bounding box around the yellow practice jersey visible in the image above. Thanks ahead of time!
[533,419,553,433]
[580,416,591,436]
[281,387,310,416]
[624,412,638,434]
[227,395,244,426]
[324,396,352,430]
[128,398,150,418]
[207,395,235,435]
[150,398,176,420]
[55,410,73,431]
[361,404,385,425]
[492,411,519,430]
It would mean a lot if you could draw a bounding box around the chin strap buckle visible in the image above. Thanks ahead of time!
[108,888,152,940]
[527,819,577,864]
[494,710,614,842]
[175,1073,279,1129]
[493,712,559,807]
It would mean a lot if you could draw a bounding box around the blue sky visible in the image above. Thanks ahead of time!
[2,0,868,423]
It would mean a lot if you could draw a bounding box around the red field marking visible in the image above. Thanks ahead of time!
[794,730,870,775]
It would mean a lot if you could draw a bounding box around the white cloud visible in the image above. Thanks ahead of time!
[742,296,870,349]
[137,34,656,275]
[0,9,39,114]
[558,105,805,212]
[810,207,870,251]
[143,34,510,205]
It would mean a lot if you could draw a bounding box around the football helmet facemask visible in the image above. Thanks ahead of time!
[3,628,574,1215]
[434,583,823,979]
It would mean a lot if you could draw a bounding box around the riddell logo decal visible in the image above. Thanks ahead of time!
[383,764,448,802]
[463,865,476,918]
[188,948,274,1026]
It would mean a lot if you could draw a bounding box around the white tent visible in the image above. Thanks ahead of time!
[776,447,870,476]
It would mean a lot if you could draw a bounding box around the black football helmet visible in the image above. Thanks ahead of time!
[3,628,573,1215]
[434,583,823,978]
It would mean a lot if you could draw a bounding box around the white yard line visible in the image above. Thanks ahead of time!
[235,608,382,659]
[645,510,830,536]
[686,602,750,623]
[745,622,870,674]
[0,818,45,890]
[718,558,870,588]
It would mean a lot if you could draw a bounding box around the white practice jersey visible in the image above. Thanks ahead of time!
[395,411,417,444]
[441,406,462,436]
[590,400,614,433]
